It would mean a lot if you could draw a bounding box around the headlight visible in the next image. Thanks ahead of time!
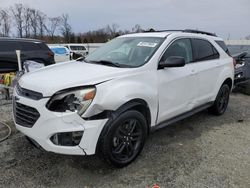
[46,87,96,116]
[235,62,245,69]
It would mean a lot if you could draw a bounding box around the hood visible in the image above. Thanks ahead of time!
[19,61,132,96]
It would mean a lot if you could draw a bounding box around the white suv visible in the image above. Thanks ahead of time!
[13,30,234,167]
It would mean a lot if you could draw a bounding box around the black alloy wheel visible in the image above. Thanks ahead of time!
[209,84,230,115]
[111,118,143,161]
[99,110,147,167]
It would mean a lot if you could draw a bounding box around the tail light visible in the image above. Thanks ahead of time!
[48,51,54,57]
[233,58,237,68]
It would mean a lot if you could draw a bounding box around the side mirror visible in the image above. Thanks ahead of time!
[159,56,186,69]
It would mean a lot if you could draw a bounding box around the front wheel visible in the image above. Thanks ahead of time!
[209,84,230,115]
[99,110,147,168]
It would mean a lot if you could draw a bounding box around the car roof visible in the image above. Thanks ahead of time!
[0,37,43,43]
[120,32,171,38]
[120,30,222,41]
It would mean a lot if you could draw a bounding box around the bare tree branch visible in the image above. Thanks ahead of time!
[105,23,119,38]
[29,8,39,37]
[37,11,47,38]
[0,9,11,37]
[132,24,143,33]
[23,7,32,37]
[60,14,72,43]
[11,4,25,38]
[45,16,62,40]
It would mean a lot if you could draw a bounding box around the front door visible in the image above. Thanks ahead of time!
[157,38,198,124]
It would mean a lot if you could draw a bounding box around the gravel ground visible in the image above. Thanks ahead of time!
[0,93,250,188]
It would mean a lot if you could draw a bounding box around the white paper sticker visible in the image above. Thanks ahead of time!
[137,42,158,48]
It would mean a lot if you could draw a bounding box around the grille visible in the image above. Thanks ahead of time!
[13,102,40,128]
[16,83,43,100]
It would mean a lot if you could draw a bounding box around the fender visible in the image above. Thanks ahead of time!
[83,71,158,127]
[95,99,151,154]
[212,65,234,101]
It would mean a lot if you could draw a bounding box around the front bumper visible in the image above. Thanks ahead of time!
[12,88,108,155]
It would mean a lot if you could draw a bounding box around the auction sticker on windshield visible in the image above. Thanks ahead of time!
[137,42,158,47]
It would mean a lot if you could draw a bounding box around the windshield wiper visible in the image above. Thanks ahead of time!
[89,60,121,67]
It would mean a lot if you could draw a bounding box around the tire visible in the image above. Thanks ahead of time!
[98,110,147,168]
[209,84,230,115]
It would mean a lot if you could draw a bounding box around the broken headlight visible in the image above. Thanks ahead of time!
[46,87,96,116]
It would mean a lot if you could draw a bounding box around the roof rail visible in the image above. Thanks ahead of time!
[183,29,217,37]
[0,37,43,42]
[145,29,184,33]
[144,29,217,37]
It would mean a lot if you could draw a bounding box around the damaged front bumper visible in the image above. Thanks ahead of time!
[12,88,108,155]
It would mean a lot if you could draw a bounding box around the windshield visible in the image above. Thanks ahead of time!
[70,46,86,51]
[228,45,250,57]
[85,37,164,67]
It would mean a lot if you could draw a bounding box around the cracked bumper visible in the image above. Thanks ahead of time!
[13,88,108,155]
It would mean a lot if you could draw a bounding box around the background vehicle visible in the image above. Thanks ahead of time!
[228,45,250,94]
[13,30,234,167]
[0,38,55,73]
[49,46,70,63]
[64,44,88,60]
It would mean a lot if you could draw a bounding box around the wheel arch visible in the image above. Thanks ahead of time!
[114,99,151,131]
[95,98,151,154]
[222,77,233,90]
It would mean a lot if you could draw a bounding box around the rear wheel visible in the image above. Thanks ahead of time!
[209,84,230,115]
[99,110,147,168]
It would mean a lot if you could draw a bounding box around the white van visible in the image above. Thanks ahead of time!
[64,44,89,59]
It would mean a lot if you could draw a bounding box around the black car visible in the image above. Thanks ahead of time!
[0,38,55,73]
[228,44,250,94]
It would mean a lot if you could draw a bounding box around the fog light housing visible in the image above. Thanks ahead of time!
[235,73,243,79]
[50,131,83,146]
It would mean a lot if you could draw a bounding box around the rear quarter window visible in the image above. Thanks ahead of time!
[192,39,219,61]
[20,42,43,51]
[38,43,50,50]
[215,40,230,55]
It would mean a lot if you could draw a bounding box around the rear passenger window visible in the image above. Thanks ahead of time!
[21,42,42,51]
[38,43,50,50]
[161,38,193,63]
[192,39,219,61]
[0,41,21,52]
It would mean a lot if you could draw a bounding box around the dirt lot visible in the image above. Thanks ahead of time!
[0,93,250,188]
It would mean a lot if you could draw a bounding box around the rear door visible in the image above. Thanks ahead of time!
[0,41,21,73]
[191,38,221,105]
[157,38,198,123]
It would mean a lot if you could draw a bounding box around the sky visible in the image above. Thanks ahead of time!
[1,0,250,39]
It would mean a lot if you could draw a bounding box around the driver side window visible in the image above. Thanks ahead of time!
[160,38,193,63]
